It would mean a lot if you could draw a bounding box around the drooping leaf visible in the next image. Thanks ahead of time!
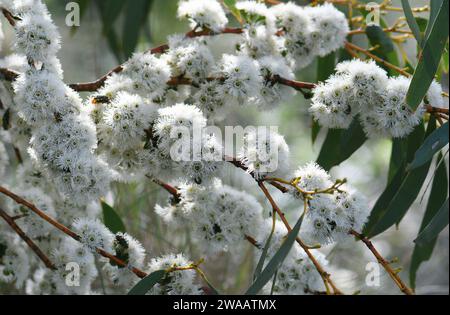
[367,120,437,237]
[401,0,422,45]
[122,0,153,59]
[316,119,367,171]
[223,0,243,24]
[127,270,166,295]
[406,0,449,110]
[414,199,449,246]
[339,119,367,163]
[388,139,408,183]
[425,0,445,40]
[253,221,275,281]
[102,201,126,234]
[316,129,342,171]
[410,156,448,289]
[408,122,449,171]
[246,214,304,295]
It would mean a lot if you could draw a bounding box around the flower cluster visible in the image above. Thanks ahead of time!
[239,127,290,179]
[156,179,263,255]
[291,163,370,245]
[310,60,445,138]
[8,1,113,204]
[147,254,203,295]
[256,219,327,295]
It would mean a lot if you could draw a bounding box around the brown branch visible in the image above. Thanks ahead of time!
[0,68,19,81]
[1,7,19,27]
[344,41,411,77]
[68,28,243,92]
[426,105,449,116]
[258,181,343,295]
[0,185,148,279]
[350,230,414,295]
[0,207,56,270]
[271,75,317,91]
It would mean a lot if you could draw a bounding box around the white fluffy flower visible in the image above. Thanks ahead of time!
[147,253,203,295]
[150,103,224,184]
[236,1,276,31]
[157,180,263,255]
[0,238,31,290]
[0,141,8,177]
[177,0,228,32]
[51,238,98,294]
[239,128,290,179]
[166,39,214,83]
[310,75,354,129]
[99,92,157,149]
[258,56,296,109]
[310,59,439,139]
[216,54,263,106]
[72,218,114,252]
[104,233,146,289]
[121,53,172,99]
[15,13,61,62]
[10,187,56,238]
[194,81,229,121]
[13,69,79,125]
[290,163,370,245]
[305,4,349,57]
[375,76,425,138]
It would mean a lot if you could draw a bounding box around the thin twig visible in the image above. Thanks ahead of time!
[0,207,56,270]
[345,41,411,77]
[350,230,414,295]
[257,182,343,295]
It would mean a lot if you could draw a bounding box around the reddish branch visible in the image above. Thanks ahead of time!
[350,230,414,295]
[0,185,148,279]
[257,182,342,295]
[0,207,57,270]
[1,7,18,27]
[66,28,243,92]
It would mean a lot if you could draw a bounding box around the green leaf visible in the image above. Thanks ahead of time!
[102,201,126,234]
[311,120,321,145]
[339,119,367,163]
[246,214,304,295]
[253,221,275,281]
[122,0,153,59]
[127,270,166,295]
[425,0,444,39]
[388,139,408,183]
[364,123,427,236]
[406,0,449,110]
[2,108,10,130]
[401,0,422,45]
[223,0,243,24]
[367,120,437,237]
[316,120,367,171]
[415,199,449,246]
[316,129,343,171]
[410,156,448,289]
[408,122,449,171]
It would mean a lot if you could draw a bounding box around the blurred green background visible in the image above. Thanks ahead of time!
[0,0,448,294]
